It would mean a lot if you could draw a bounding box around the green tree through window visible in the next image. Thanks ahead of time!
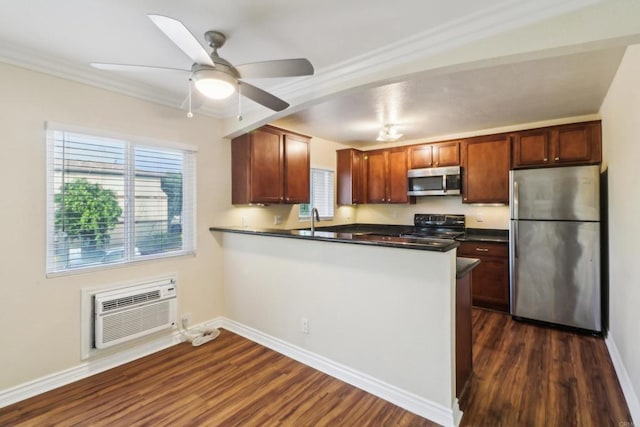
[54,178,122,254]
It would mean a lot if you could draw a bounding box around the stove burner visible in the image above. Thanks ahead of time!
[405,213,466,240]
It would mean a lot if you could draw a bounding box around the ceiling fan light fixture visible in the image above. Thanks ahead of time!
[192,68,236,100]
[376,124,403,142]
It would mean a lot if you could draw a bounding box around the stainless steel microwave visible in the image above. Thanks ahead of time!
[407,166,461,196]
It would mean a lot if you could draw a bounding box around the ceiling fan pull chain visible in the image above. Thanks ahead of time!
[187,78,194,118]
[237,82,243,121]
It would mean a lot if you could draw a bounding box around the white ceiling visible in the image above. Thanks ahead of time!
[0,0,637,144]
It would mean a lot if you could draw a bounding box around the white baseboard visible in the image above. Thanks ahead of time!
[221,318,459,427]
[0,317,458,427]
[606,333,640,425]
[0,317,225,409]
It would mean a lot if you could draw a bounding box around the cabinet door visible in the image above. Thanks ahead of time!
[250,127,283,203]
[462,136,510,204]
[387,148,409,203]
[552,123,600,164]
[283,134,310,203]
[459,242,509,312]
[365,150,388,203]
[512,130,551,168]
[471,256,510,311]
[337,149,364,205]
[433,141,460,167]
[408,144,433,169]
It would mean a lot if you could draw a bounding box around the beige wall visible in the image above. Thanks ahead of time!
[0,62,227,390]
[600,44,640,420]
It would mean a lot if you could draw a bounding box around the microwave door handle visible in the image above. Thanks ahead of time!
[442,174,447,193]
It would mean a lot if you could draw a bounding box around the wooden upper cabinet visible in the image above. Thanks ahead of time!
[408,144,433,169]
[433,141,460,167]
[512,129,551,167]
[232,125,310,205]
[365,150,388,203]
[553,122,601,164]
[512,121,601,169]
[283,133,310,203]
[365,148,409,204]
[461,135,510,204]
[387,148,409,203]
[408,141,460,169]
[336,148,365,205]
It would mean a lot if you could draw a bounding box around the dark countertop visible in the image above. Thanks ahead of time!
[209,226,459,253]
[456,257,481,279]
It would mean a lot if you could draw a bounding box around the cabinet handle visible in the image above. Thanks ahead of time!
[280,196,283,201]
[543,158,548,162]
[475,247,489,252]
[555,157,560,161]
[435,162,439,166]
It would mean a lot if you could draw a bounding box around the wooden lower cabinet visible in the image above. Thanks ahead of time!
[458,241,510,312]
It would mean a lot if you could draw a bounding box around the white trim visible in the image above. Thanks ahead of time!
[605,333,640,425]
[222,319,460,427]
[0,318,217,409]
[1,317,458,426]
[0,1,602,120]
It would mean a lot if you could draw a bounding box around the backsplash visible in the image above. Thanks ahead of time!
[355,197,509,229]
[219,197,508,230]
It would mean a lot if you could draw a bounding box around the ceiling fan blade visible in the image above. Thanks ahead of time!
[147,14,214,67]
[240,82,289,112]
[235,58,314,78]
[91,63,191,75]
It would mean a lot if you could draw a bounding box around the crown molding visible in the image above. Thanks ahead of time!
[0,0,602,122]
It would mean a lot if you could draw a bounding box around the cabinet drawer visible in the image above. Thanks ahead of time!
[458,241,507,258]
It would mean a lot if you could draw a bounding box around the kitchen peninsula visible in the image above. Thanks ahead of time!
[210,225,475,426]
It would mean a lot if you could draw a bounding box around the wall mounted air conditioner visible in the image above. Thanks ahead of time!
[94,280,177,349]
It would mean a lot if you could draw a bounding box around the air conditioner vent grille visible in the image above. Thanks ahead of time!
[101,290,161,312]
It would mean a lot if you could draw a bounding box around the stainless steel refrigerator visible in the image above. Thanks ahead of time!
[510,165,601,332]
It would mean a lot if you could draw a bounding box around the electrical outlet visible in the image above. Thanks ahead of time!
[241,216,248,227]
[300,317,309,334]
[274,215,282,225]
[181,312,192,329]
[476,213,484,222]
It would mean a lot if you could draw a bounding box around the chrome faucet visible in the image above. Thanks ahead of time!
[311,207,320,233]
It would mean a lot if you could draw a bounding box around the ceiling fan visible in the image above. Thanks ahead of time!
[92,14,314,114]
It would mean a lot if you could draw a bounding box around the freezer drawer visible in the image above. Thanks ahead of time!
[510,220,601,331]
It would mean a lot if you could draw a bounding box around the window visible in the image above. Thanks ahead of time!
[299,168,334,219]
[46,125,196,274]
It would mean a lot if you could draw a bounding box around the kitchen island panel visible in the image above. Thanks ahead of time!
[215,231,460,425]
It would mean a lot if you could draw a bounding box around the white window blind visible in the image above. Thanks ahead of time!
[46,127,196,274]
[299,168,334,219]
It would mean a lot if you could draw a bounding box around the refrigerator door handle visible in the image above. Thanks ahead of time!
[513,180,519,220]
[513,220,518,259]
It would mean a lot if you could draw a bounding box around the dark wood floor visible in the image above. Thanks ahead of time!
[0,329,435,426]
[460,309,632,427]
[0,309,631,426]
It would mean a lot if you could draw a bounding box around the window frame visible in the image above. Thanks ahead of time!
[299,167,335,221]
[45,122,197,276]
